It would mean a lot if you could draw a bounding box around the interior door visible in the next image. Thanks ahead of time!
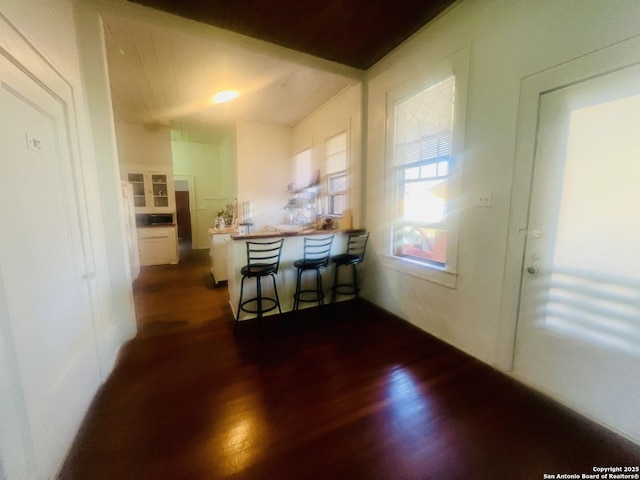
[513,62,640,442]
[0,53,101,476]
[175,190,192,241]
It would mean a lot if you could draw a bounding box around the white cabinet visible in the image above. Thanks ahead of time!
[138,226,178,266]
[210,232,231,284]
[124,167,175,214]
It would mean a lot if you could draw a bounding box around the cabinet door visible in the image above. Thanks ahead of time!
[211,234,230,284]
[138,227,178,266]
[150,173,169,209]
[124,168,175,213]
[127,172,147,208]
[138,236,170,266]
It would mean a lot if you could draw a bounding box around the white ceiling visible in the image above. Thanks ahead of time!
[101,9,361,144]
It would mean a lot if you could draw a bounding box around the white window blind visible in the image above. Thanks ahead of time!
[294,148,312,187]
[326,132,347,173]
[393,76,455,167]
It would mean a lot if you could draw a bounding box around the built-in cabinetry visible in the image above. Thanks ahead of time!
[124,166,175,214]
[209,229,234,285]
[122,164,178,266]
[138,226,178,266]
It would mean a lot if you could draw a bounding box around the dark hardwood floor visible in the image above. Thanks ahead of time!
[58,248,640,480]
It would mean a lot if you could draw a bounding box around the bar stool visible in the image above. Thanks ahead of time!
[330,232,370,303]
[234,238,285,335]
[293,235,335,311]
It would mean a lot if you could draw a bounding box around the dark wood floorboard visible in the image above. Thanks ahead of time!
[58,248,640,480]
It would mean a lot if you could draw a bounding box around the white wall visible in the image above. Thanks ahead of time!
[74,1,138,372]
[292,84,363,227]
[364,0,640,368]
[236,121,291,231]
[219,129,237,194]
[172,139,236,248]
[0,0,136,478]
[115,122,173,167]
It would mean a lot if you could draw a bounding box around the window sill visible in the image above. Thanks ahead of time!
[381,254,458,289]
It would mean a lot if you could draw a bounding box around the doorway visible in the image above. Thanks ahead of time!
[508,40,640,444]
[174,176,194,250]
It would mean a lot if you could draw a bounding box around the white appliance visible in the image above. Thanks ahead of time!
[121,181,140,281]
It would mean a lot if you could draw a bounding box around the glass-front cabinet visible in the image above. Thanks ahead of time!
[127,172,146,208]
[151,173,169,208]
[125,167,174,213]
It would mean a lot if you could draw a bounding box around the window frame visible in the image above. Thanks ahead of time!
[383,47,469,289]
[325,131,349,217]
[392,156,450,268]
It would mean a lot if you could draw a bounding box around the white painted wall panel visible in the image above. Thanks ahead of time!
[236,121,291,232]
[292,85,363,228]
[364,0,640,368]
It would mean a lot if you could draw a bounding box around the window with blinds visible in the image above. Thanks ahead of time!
[294,148,312,188]
[325,132,348,216]
[392,75,455,267]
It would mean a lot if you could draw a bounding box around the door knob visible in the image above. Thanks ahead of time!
[526,266,538,275]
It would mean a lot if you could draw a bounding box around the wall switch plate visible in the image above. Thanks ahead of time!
[25,132,44,152]
[476,192,492,207]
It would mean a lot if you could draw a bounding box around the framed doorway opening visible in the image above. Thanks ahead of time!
[174,175,195,250]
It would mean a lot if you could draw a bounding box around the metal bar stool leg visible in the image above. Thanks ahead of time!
[331,264,340,303]
[293,268,303,311]
[256,276,264,338]
[235,276,247,331]
[271,274,282,314]
[352,263,359,299]
[316,269,324,307]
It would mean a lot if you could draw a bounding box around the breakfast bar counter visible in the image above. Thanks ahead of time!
[227,229,364,320]
[230,228,347,240]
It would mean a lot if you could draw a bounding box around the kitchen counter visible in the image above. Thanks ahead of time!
[208,227,238,235]
[227,229,365,320]
[231,228,363,240]
[208,228,237,285]
[138,223,177,227]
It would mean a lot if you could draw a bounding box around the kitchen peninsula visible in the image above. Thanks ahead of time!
[208,227,237,285]
[227,229,363,320]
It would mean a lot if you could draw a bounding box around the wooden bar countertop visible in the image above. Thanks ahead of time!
[231,228,364,241]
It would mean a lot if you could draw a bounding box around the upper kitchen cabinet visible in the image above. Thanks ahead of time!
[115,123,175,213]
[124,166,175,213]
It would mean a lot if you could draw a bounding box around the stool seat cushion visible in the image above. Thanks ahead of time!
[293,258,327,270]
[241,263,277,277]
[331,253,362,266]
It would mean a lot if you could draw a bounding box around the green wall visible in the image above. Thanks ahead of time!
[172,139,236,249]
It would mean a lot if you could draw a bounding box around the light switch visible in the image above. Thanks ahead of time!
[476,192,492,207]
[25,132,44,152]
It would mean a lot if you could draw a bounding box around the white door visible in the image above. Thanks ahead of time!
[0,54,101,476]
[513,61,640,442]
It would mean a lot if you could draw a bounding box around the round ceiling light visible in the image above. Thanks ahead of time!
[212,90,239,104]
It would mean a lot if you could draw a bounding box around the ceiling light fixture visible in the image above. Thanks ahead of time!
[212,90,239,104]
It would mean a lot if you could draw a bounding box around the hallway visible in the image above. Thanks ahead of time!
[58,248,640,479]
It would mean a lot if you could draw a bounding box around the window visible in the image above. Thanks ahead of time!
[294,148,312,188]
[325,132,348,216]
[385,47,468,287]
[391,76,455,268]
